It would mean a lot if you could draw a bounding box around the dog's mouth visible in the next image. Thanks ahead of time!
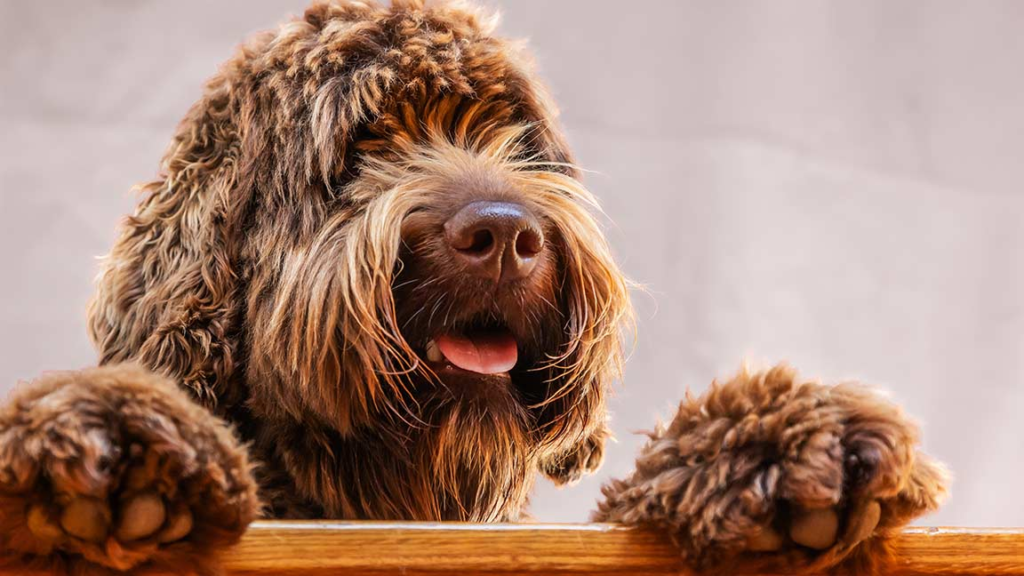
[426,329,518,375]
[421,316,521,378]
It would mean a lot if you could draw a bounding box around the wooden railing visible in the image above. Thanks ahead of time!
[221,522,1024,575]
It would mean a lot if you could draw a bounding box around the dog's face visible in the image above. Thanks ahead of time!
[245,125,628,436]
[88,0,631,518]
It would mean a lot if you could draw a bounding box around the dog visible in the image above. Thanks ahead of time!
[0,1,948,574]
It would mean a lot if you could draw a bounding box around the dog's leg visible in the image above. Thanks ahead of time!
[540,423,611,487]
[593,364,948,575]
[0,365,260,575]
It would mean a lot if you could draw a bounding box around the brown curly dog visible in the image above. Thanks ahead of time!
[0,1,948,574]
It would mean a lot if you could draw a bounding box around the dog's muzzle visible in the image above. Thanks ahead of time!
[412,200,543,376]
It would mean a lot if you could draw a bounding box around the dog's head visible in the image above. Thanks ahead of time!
[89,0,631,516]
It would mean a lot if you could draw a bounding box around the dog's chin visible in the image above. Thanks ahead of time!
[412,373,535,521]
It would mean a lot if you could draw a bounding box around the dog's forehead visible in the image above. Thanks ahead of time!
[195,1,580,215]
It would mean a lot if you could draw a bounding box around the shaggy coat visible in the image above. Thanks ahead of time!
[0,1,947,575]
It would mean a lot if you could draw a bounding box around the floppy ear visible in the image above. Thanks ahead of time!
[88,70,251,408]
[85,4,415,410]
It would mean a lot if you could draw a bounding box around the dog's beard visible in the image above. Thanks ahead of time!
[252,375,536,522]
[406,380,536,521]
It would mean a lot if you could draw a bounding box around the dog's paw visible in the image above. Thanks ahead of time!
[540,425,610,487]
[0,365,260,574]
[594,364,948,574]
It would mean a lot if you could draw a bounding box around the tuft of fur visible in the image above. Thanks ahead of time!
[594,364,949,575]
[0,365,259,575]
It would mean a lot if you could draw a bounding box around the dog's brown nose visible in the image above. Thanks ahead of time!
[445,201,544,283]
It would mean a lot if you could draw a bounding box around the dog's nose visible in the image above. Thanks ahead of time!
[444,201,544,283]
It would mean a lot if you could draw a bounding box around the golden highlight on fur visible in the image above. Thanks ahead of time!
[79,0,629,527]
[0,1,947,575]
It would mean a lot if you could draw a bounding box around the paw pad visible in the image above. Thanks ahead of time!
[115,492,165,541]
[27,491,195,548]
[747,500,883,554]
[60,498,110,543]
[789,507,839,550]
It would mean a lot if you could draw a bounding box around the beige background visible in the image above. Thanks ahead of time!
[1,1,1022,526]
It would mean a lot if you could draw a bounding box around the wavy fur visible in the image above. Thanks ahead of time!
[86,0,630,520]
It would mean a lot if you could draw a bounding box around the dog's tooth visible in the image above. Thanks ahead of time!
[426,339,443,363]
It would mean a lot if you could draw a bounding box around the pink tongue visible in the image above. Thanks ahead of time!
[435,331,518,374]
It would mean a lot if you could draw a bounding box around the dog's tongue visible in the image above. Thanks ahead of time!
[435,331,518,374]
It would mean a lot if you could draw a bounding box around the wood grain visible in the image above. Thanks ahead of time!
[216,522,1024,576]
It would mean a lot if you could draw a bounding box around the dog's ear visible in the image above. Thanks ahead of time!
[81,4,439,411]
[88,73,250,407]
[86,6,397,408]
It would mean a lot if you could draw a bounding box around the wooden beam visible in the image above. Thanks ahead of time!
[220,522,1024,576]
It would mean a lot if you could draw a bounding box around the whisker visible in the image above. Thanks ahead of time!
[427,293,447,327]
[402,303,428,331]
[392,277,420,291]
[443,285,460,327]
[412,277,442,293]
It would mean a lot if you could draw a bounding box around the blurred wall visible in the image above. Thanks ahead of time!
[1,1,1021,525]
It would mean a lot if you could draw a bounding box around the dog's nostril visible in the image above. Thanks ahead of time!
[515,229,543,258]
[464,229,495,255]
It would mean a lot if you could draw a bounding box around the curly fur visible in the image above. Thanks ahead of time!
[594,364,948,574]
[0,1,947,574]
[81,0,628,522]
[0,365,259,575]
